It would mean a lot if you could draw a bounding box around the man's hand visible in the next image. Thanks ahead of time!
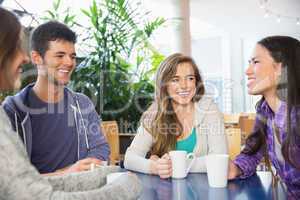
[66,158,102,173]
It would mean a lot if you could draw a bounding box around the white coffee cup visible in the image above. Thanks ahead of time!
[106,172,126,184]
[169,150,195,179]
[205,154,229,188]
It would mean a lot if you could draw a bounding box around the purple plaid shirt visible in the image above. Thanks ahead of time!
[234,100,300,199]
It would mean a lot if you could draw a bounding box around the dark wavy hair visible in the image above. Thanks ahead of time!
[243,36,300,169]
[30,21,76,57]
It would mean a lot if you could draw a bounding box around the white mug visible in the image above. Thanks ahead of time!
[205,154,229,188]
[106,172,126,184]
[169,150,195,179]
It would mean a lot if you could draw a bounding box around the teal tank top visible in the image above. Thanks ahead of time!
[176,128,196,153]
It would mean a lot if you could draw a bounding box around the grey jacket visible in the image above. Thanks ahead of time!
[0,106,141,200]
[124,95,228,174]
[3,84,110,161]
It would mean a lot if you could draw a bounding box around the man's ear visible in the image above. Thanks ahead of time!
[31,51,43,65]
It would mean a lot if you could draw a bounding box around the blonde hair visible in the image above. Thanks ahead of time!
[142,53,205,156]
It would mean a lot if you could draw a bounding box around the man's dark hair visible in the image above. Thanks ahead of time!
[30,21,76,57]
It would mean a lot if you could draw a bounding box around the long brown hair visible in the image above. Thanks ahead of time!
[243,36,300,169]
[142,53,205,157]
[0,7,22,87]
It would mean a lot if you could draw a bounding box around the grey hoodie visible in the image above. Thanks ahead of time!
[0,106,141,200]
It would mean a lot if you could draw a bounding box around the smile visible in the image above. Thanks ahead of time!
[18,67,23,73]
[247,78,256,86]
[58,69,70,73]
[177,91,191,97]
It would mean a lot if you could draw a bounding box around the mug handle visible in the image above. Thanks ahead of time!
[186,153,196,174]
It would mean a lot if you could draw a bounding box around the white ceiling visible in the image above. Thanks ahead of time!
[190,0,300,39]
[3,0,299,41]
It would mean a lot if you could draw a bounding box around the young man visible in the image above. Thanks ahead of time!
[3,21,110,175]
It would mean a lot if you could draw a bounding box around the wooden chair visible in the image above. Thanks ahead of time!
[239,116,255,144]
[247,113,256,120]
[225,128,241,160]
[101,121,120,165]
[223,113,240,128]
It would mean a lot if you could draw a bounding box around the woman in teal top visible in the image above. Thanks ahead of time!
[124,53,228,179]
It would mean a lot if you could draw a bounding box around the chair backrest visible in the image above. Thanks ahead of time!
[239,116,255,138]
[223,113,240,124]
[247,113,256,120]
[223,113,240,128]
[225,128,241,160]
[101,121,120,165]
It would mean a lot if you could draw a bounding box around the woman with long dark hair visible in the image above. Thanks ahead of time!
[124,53,228,178]
[0,7,141,199]
[228,36,300,199]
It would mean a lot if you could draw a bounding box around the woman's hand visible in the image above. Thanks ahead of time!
[149,155,160,161]
[228,160,242,180]
[150,154,172,179]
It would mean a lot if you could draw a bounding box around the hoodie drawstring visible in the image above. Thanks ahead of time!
[75,100,90,151]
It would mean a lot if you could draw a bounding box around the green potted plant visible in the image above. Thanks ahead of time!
[41,0,165,132]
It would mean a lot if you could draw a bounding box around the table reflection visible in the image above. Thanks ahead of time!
[135,172,287,200]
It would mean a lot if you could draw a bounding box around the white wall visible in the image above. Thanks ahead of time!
[191,36,226,111]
